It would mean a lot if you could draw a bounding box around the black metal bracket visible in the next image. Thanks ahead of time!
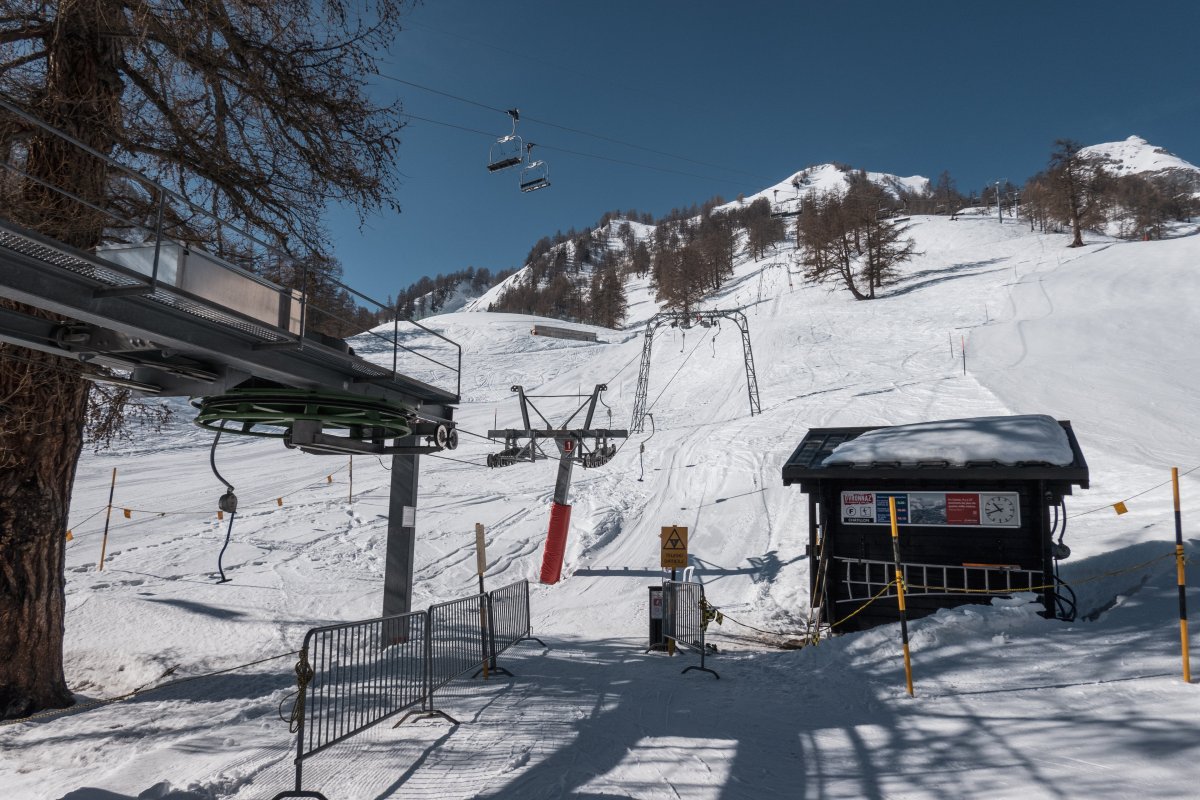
[682,664,720,679]
[395,708,459,727]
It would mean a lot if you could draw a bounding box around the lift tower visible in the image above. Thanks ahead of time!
[0,99,458,618]
[488,384,627,584]
[629,308,761,433]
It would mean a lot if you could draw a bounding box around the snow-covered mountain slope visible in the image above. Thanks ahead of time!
[464,217,656,313]
[720,162,931,215]
[1082,134,1200,180]
[4,216,1200,799]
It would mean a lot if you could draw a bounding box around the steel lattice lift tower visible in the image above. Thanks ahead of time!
[629,308,761,433]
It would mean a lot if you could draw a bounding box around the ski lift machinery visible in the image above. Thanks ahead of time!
[519,143,550,192]
[487,109,524,172]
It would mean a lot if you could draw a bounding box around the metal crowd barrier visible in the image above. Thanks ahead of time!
[663,581,719,679]
[488,578,545,669]
[275,580,541,799]
[280,610,427,799]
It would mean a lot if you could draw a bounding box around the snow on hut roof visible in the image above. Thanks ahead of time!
[821,414,1075,468]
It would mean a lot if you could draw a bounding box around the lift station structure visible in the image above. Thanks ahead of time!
[0,99,459,618]
[630,308,761,433]
[782,415,1090,634]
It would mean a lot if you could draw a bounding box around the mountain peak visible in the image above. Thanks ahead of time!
[1081,135,1198,178]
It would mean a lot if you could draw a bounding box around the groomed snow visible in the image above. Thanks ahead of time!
[822,414,1076,467]
[2,211,1199,799]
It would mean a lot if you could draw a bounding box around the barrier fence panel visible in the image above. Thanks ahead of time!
[282,610,427,799]
[663,581,719,679]
[487,579,546,669]
[428,592,491,696]
[277,584,546,798]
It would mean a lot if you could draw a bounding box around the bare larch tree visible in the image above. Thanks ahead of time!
[0,0,412,719]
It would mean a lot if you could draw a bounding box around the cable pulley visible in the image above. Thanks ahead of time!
[193,388,415,440]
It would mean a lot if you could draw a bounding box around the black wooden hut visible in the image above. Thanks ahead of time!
[781,415,1089,632]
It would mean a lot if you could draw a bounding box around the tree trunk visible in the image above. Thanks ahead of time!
[0,0,123,720]
[0,346,90,719]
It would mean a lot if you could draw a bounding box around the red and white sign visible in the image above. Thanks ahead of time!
[841,492,876,523]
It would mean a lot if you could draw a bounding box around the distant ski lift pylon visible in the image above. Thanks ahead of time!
[518,143,550,193]
[487,109,524,173]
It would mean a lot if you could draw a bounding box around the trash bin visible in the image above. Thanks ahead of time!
[647,584,667,651]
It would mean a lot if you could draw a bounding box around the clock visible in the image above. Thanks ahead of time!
[982,494,1018,525]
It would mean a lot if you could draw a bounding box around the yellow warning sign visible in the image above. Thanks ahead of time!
[660,525,689,569]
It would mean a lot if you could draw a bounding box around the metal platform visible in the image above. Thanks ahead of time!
[0,219,457,416]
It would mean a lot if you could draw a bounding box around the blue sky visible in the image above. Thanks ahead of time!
[326,0,1200,302]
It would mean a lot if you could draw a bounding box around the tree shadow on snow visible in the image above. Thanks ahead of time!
[883,258,1008,298]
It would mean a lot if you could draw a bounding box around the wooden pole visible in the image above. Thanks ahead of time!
[476,523,489,679]
[1173,468,1191,683]
[97,467,117,571]
[348,456,353,503]
[889,496,915,696]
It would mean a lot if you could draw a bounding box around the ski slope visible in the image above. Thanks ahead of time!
[2,216,1199,799]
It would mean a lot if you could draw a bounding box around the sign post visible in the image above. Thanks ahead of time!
[659,526,689,656]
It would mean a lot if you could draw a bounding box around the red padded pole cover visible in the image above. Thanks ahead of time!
[540,501,572,584]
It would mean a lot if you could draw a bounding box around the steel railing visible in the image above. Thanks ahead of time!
[663,580,719,679]
[837,556,1042,603]
[0,96,460,399]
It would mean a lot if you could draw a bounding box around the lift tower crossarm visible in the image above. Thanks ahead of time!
[486,384,628,583]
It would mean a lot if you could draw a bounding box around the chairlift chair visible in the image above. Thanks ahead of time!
[487,109,524,173]
[518,143,550,192]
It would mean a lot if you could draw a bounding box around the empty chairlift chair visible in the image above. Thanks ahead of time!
[487,109,525,173]
[519,143,550,193]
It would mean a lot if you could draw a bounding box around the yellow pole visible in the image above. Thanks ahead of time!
[1173,468,1191,683]
[889,496,915,696]
[97,467,117,571]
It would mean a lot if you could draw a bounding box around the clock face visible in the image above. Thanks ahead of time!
[982,494,1018,526]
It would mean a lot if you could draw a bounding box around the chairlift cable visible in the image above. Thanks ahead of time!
[378,73,774,181]
[401,112,760,188]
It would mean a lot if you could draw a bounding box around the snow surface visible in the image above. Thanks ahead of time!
[1081,135,1200,179]
[3,213,1200,799]
[822,414,1075,467]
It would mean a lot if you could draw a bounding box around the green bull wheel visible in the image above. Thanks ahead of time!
[193,388,414,440]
